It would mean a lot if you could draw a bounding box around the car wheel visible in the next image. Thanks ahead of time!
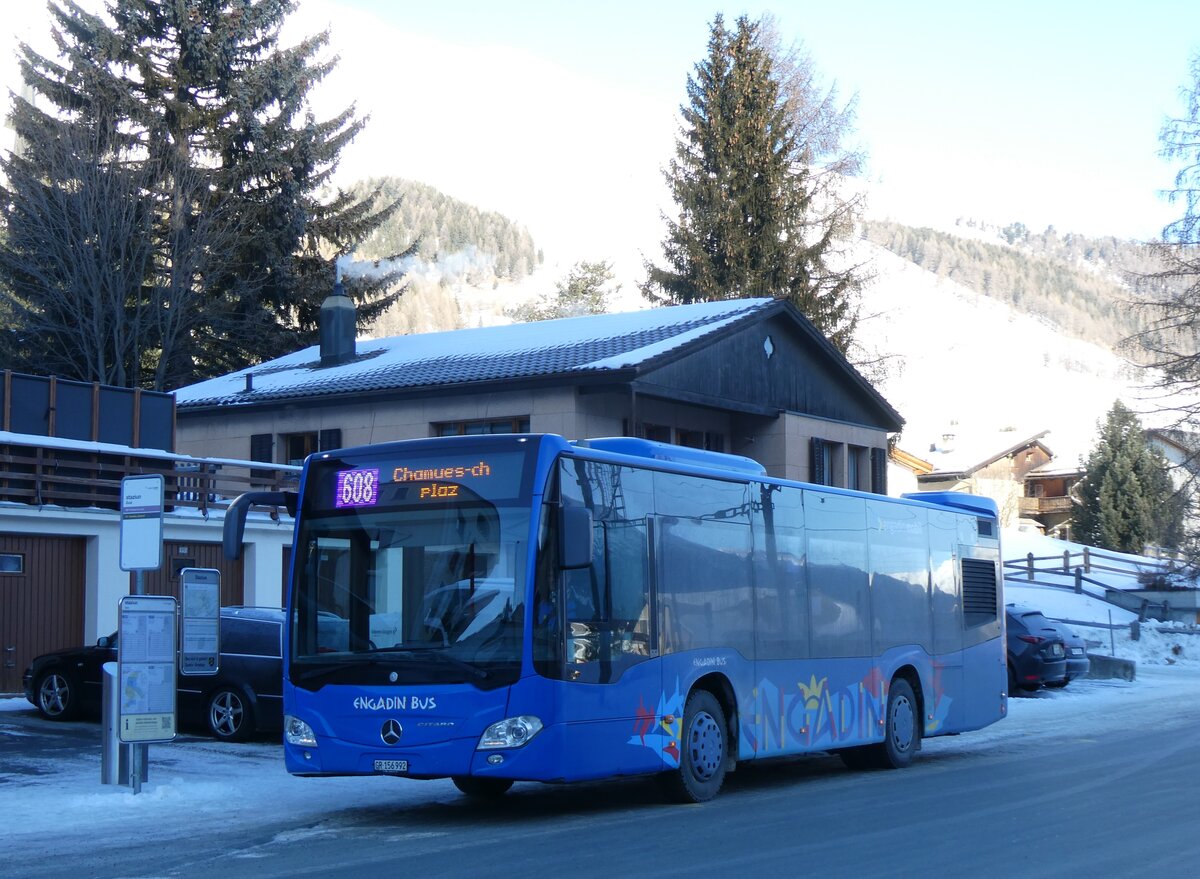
[452,776,514,798]
[35,670,80,721]
[660,689,728,803]
[207,687,254,742]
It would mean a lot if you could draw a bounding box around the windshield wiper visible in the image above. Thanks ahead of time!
[366,646,489,680]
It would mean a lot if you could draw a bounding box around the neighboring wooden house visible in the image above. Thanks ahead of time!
[1021,461,1084,539]
[917,430,1053,527]
[887,444,934,496]
[174,294,904,491]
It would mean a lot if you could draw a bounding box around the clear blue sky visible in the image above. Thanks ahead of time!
[340,0,1200,241]
[5,1,1199,249]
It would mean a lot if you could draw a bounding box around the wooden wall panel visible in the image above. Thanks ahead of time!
[0,534,86,694]
[128,541,245,607]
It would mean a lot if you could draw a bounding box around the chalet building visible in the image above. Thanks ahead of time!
[1021,461,1084,539]
[917,430,1054,528]
[174,294,904,491]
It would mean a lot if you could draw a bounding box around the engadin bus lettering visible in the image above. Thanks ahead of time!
[224,433,1006,804]
[353,696,438,711]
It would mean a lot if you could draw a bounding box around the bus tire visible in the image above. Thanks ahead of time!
[879,678,919,769]
[660,689,727,803]
[452,776,513,798]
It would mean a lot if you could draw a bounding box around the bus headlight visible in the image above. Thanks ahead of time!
[478,715,543,749]
[284,715,318,747]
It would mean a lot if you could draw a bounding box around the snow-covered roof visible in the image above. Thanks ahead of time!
[922,429,1051,477]
[174,298,779,409]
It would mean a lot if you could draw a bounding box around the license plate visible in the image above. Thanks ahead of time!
[374,759,408,773]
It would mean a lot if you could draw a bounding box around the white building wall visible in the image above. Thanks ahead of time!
[0,507,292,641]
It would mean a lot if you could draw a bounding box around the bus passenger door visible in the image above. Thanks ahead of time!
[556,460,663,778]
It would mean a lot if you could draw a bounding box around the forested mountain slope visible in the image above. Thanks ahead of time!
[861,219,1162,352]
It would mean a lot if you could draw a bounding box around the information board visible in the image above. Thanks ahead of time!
[180,568,221,676]
[120,475,164,572]
[118,594,178,743]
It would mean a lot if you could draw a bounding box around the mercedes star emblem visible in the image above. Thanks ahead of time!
[380,718,403,745]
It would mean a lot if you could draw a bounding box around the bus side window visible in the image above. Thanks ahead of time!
[558,459,654,684]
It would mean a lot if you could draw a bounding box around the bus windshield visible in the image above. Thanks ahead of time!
[289,445,534,689]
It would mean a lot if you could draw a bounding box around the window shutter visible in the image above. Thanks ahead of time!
[810,437,826,485]
[250,433,273,480]
[250,434,273,463]
[319,429,342,451]
[871,447,888,495]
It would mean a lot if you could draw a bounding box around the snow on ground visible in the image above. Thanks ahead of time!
[6,663,1200,849]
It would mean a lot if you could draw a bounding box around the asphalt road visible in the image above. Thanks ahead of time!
[4,687,1199,879]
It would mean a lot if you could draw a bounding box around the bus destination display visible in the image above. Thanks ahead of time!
[330,451,528,509]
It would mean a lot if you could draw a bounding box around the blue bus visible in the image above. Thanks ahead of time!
[225,433,1006,802]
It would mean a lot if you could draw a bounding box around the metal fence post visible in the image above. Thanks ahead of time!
[1027,552,1034,581]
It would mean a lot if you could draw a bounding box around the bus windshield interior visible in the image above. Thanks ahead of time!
[290,497,529,687]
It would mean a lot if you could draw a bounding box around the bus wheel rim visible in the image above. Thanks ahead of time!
[687,710,723,781]
[891,694,914,752]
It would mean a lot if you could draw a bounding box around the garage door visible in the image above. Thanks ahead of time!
[0,534,86,695]
[130,541,245,606]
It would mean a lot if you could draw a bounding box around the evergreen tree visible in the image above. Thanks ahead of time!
[507,260,619,322]
[642,14,861,353]
[1075,402,1183,553]
[0,0,405,389]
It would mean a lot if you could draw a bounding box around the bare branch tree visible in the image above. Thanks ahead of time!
[0,108,157,386]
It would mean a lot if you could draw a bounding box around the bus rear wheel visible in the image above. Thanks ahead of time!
[660,689,728,803]
[841,678,920,770]
[452,776,513,798]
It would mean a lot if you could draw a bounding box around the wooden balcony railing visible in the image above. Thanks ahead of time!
[1018,495,1074,515]
[0,442,300,517]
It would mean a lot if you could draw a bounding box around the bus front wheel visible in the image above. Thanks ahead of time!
[661,689,728,803]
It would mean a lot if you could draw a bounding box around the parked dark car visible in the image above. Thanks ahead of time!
[1005,604,1067,693]
[1042,619,1090,687]
[22,606,284,742]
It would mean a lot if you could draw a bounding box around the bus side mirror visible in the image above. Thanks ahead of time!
[559,505,593,570]
[223,490,298,560]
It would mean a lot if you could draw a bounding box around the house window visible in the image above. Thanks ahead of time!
[283,432,319,466]
[280,429,343,466]
[811,438,838,486]
[675,428,704,449]
[704,432,725,452]
[433,417,530,437]
[0,553,24,574]
[848,445,868,491]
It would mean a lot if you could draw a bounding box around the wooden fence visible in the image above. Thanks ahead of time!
[0,441,299,517]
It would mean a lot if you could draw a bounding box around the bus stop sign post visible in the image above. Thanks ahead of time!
[120,474,164,594]
[117,595,178,794]
[180,568,221,677]
[115,475,167,793]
